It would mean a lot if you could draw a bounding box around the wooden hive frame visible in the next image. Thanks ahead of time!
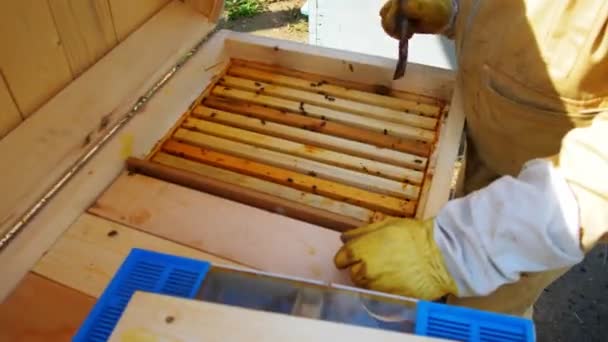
[0,2,463,338]
[129,58,456,231]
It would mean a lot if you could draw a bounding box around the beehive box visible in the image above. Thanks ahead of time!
[0,1,463,339]
[131,58,456,231]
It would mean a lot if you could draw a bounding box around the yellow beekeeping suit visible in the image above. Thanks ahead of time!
[448,0,608,315]
[337,0,608,317]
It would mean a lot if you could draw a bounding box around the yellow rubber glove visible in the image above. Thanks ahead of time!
[334,217,458,300]
[380,0,454,39]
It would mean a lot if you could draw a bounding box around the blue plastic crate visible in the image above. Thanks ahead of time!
[416,301,535,341]
[75,249,534,341]
[73,249,211,342]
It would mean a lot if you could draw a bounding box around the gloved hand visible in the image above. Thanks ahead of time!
[380,0,454,39]
[334,217,458,300]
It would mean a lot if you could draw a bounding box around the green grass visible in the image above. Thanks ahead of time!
[225,0,265,20]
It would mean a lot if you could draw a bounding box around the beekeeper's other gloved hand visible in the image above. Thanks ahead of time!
[335,159,585,302]
[334,217,458,300]
[380,0,454,39]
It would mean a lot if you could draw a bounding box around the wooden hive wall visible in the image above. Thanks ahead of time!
[0,0,222,139]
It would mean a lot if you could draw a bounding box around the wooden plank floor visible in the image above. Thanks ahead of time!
[1,200,261,339]
[33,213,247,298]
[2,173,351,339]
[88,173,351,285]
[0,273,95,341]
[146,60,447,229]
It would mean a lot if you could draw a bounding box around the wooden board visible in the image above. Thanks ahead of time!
[0,0,73,116]
[88,173,352,285]
[172,129,420,199]
[33,213,244,298]
[0,0,211,136]
[227,64,441,116]
[224,33,455,101]
[162,140,416,215]
[142,155,375,226]
[110,292,444,342]
[0,0,208,137]
[49,0,118,76]
[230,59,443,106]
[219,75,438,128]
[0,0,215,237]
[0,2,224,301]
[109,0,171,41]
[181,118,423,183]
[197,100,430,163]
[0,273,94,342]
[0,74,21,138]
[417,89,466,219]
[212,86,436,142]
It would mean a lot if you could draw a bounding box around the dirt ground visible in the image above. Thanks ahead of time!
[222,0,308,42]
[221,2,607,341]
[535,246,608,341]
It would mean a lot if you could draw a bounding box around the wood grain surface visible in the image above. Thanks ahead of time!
[88,173,352,285]
[0,273,94,342]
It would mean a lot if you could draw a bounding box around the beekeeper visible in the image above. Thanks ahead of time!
[334,0,608,316]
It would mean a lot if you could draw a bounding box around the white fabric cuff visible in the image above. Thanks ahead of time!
[434,159,584,297]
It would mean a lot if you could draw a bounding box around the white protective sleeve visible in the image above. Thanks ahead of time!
[434,159,584,297]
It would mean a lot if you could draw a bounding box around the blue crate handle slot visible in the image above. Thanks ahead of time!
[73,249,210,342]
[416,300,535,341]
